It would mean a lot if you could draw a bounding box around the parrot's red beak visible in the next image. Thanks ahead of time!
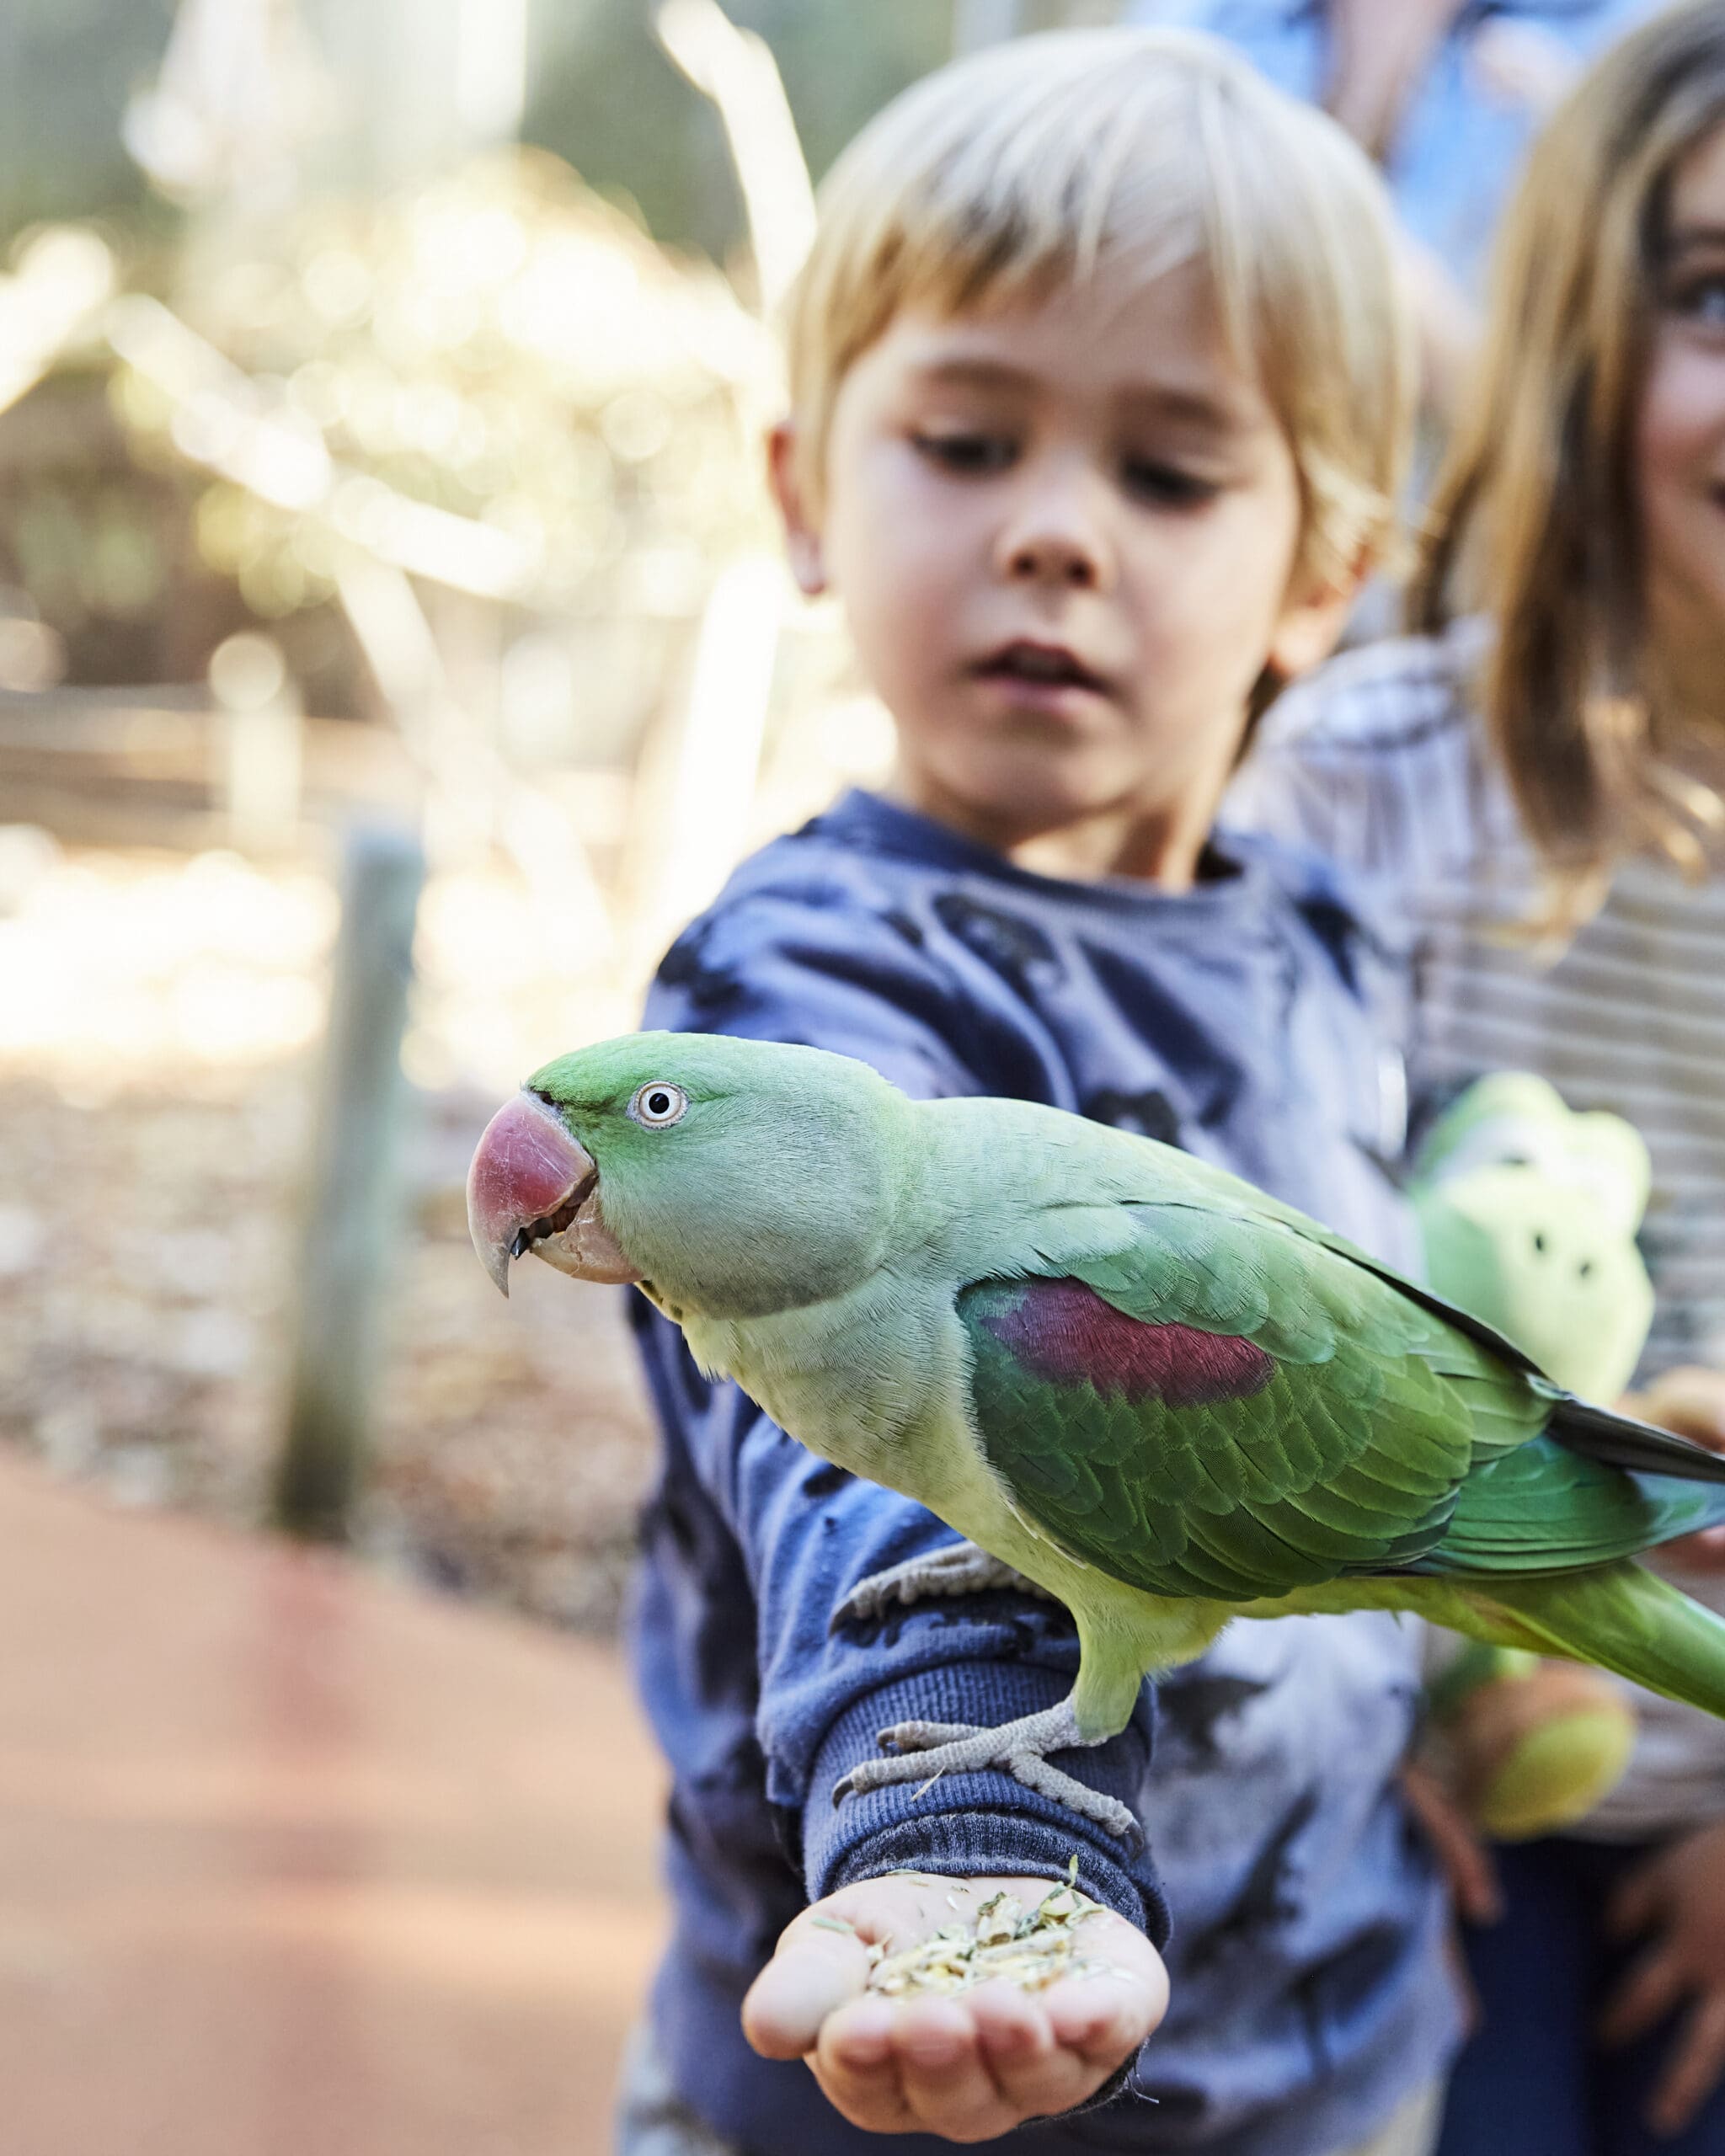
[466,1091,639,1297]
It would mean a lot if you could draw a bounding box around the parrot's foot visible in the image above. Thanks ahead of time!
[831,1700,1140,1844]
[832,1542,1053,1631]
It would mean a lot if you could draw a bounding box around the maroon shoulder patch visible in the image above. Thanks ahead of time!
[977,1277,1275,1409]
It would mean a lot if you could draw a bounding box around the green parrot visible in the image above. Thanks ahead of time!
[467,1032,1725,1841]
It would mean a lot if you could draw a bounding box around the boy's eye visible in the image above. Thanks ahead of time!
[1119,457,1219,508]
[911,430,1017,475]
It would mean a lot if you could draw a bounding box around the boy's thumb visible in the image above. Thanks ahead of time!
[741,1922,871,2058]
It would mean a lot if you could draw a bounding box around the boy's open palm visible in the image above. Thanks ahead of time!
[741,1872,1167,2143]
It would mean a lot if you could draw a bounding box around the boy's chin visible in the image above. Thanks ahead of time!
[931,751,1146,836]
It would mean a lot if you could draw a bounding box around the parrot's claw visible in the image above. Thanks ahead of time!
[831,1700,1141,1845]
[831,1542,1054,1631]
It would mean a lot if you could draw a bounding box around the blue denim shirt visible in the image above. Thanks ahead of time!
[629,791,1457,2156]
[1126,0,1664,292]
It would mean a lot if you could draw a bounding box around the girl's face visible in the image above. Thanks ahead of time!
[1639,120,1725,718]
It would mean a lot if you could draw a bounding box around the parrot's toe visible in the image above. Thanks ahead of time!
[830,1545,1053,1632]
[830,1703,1141,1844]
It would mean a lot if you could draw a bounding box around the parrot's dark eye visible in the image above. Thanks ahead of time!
[629,1082,689,1129]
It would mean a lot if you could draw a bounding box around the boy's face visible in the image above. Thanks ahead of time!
[774,264,1345,876]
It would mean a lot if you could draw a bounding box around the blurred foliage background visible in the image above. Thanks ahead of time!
[1,2,1111,248]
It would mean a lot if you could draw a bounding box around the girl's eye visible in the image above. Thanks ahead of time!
[629,1082,689,1129]
[911,430,1017,475]
[1120,457,1218,508]
[1669,272,1725,327]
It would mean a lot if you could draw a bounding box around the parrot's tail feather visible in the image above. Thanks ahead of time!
[1548,1394,1725,1486]
[1443,1563,1725,1721]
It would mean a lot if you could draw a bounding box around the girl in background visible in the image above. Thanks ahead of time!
[1231,6,1725,2150]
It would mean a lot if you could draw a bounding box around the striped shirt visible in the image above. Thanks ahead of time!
[1228,623,1725,1837]
[1231,621,1725,1379]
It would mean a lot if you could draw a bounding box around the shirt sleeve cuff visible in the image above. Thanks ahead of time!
[803,1659,1170,1951]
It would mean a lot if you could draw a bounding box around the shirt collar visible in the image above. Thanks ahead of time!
[1294,1,1624,22]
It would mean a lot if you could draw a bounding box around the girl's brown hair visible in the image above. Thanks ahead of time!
[1412,0,1725,919]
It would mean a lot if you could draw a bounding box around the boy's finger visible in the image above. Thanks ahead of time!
[809,1999,916,2134]
[1599,1946,1687,2049]
[1649,1994,1725,2137]
[741,1926,871,2059]
[890,2000,1021,2143]
[1662,1524,1725,1574]
[969,1977,1057,2078]
[1040,1913,1167,2061]
[1631,1369,1725,1446]
[969,1983,1102,2116]
[1044,1968,1162,2068]
[820,1993,899,2073]
[1402,1764,1503,1924]
[1605,1861,1662,1941]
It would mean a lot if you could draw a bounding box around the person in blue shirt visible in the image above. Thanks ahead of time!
[616,28,1455,2156]
[1124,0,1664,420]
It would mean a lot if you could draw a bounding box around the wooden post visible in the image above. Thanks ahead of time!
[272,824,425,1542]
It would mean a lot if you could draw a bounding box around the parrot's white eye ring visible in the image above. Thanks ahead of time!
[629,1082,688,1129]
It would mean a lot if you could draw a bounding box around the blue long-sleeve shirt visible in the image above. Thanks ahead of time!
[629,789,1460,2156]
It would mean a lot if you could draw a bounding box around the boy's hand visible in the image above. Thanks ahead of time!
[742,1871,1167,2142]
[1621,1368,1725,1571]
[1400,1762,1502,1926]
[1602,1819,1725,2136]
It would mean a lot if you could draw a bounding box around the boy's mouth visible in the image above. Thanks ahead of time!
[972,639,1110,697]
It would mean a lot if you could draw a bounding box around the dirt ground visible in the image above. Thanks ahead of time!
[0,839,663,1636]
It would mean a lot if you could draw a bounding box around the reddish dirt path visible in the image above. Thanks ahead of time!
[0,1452,667,2156]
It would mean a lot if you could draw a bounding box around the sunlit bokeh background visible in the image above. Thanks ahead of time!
[0,3,1140,1628]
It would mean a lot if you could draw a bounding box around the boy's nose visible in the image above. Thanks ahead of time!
[1006,531,1102,589]
[996,481,1114,592]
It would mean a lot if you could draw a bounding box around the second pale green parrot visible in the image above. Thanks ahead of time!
[467,1033,1725,1838]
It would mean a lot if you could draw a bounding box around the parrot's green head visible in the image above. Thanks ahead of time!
[1410,1073,1655,1401]
[466,1031,911,1320]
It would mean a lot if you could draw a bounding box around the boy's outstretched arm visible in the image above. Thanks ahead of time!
[635,883,1173,2122]
[744,1871,1167,2141]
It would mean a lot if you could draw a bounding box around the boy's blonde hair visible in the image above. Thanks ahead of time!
[783,28,1415,600]
[1414,0,1725,916]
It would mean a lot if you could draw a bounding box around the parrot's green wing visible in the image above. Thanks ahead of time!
[1417,1438,1725,1574]
[959,1195,1551,1603]
[1003,1123,1725,1481]
[959,1180,1725,1604]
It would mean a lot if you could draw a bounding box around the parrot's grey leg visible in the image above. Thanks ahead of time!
[832,1541,1055,1631]
[831,1700,1139,1844]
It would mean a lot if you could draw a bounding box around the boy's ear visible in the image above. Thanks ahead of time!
[1265,559,1366,684]
[767,420,828,596]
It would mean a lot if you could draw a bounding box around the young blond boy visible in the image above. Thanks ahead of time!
[619,29,1450,2156]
